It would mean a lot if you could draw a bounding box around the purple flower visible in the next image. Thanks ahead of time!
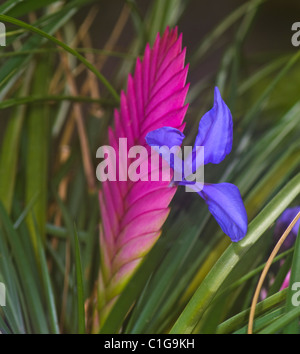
[273,206,300,291]
[145,87,248,242]
[274,206,300,251]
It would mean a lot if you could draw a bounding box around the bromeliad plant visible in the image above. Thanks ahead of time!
[1,0,300,335]
[92,27,247,331]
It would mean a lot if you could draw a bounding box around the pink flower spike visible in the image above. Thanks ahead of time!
[91,27,189,332]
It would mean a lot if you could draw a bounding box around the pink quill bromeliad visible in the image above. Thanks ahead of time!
[92,27,189,331]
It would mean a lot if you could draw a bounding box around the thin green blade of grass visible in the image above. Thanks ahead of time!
[283,224,300,333]
[82,196,99,295]
[0,62,34,215]
[34,224,60,334]
[258,305,300,334]
[73,224,85,334]
[0,106,24,214]
[25,58,50,255]
[45,223,88,242]
[169,173,300,334]
[0,95,113,110]
[234,307,284,334]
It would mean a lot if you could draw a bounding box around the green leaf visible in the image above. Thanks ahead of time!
[73,224,85,334]
[0,63,34,214]
[283,222,300,333]
[258,305,300,334]
[25,58,50,254]
[35,225,60,334]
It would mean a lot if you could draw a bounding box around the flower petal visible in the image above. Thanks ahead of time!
[274,206,300,250]
[145,127,185,176]
[194,86,233,165]
[145,126,185,149]
[199,182,248,242]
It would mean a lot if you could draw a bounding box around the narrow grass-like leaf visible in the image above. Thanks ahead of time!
[73,224,85,334]
[27,194,59,334]
[25,58,50,254]
[0,63,34,214]
[258,305,300,334]
[283,224,300,333]
[234,307,284,334]
[45,223,88,241]
[0,95,112,109]
[0,107,24,214]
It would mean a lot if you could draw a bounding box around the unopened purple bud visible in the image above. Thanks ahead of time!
[274,206,300,251]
